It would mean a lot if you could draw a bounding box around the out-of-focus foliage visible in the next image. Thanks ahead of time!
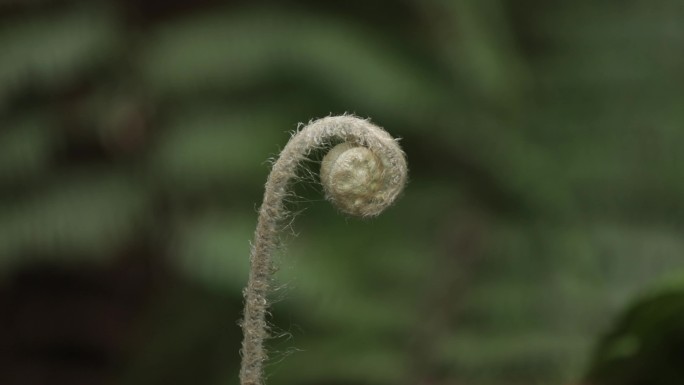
[0,1,683,385]
[586,277,684,385]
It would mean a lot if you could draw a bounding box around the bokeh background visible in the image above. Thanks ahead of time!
[1,1,683,385]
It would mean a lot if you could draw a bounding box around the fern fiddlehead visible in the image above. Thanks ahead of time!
[239,115,407,385]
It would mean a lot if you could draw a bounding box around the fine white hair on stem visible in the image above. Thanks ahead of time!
[239,115,408,385]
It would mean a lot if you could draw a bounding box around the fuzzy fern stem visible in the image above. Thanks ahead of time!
[239,115,407,385]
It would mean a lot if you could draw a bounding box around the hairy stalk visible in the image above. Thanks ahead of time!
[239,115,407,385]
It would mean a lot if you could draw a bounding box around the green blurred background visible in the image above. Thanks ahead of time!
[1,1,683,385]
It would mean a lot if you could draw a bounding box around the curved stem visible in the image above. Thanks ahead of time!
[239,115,407,385]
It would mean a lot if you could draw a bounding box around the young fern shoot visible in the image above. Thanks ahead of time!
[239,115,408,385]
